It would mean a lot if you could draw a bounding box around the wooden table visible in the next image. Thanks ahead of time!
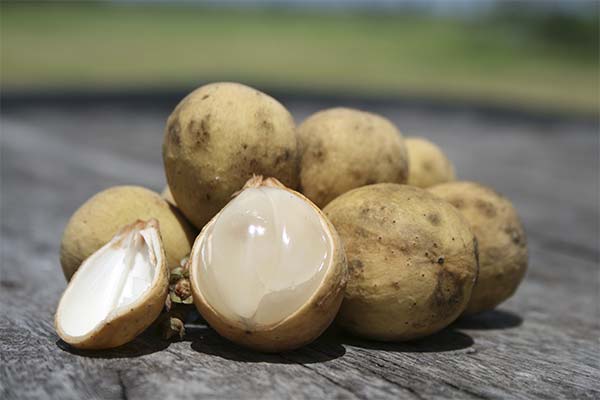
[1,97,598,399]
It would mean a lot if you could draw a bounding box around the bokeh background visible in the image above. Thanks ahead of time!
[1,0,599,115]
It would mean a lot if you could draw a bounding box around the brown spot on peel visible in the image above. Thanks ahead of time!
[475,198,497,218]
[427,213,441,226]
[168,120,181,145]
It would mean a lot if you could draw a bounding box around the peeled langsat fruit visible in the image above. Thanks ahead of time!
[189,176,348,352]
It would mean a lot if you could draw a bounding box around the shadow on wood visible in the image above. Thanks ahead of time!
[188,324,346,364]
[56,329,170,358]
[453,309,523,331]
[1,279,23,291]
[187,322,472,360]
[338,328,474,353]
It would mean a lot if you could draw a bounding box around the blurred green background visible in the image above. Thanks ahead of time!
[1,1,598,115]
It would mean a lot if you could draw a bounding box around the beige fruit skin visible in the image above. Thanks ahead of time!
[60,186,196,280]
[324,184,478,341]
[429,181,528,315]
[161,186,176,207]
[55,220,169,350]
[162,82,299,229]
[406,137,456,188]
[298,107,409,208]
[189,186,348,353]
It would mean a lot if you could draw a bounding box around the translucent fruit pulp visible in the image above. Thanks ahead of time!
[197,187,332,326]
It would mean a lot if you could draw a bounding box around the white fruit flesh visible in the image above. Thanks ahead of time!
[57,224,162,337]
[195,187,333,327]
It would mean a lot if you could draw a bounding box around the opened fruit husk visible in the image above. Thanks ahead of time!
[55,219,169,350]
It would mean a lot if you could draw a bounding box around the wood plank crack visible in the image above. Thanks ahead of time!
[303,347,425,399]
[278,354,361,399]
[117,370,129,400]
[441,380,487,399]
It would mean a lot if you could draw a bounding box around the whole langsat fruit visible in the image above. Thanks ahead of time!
[324,183,479,341]
[60,186,196,280]
[406,137,456,188]
[429,181,528,315]
[298,107,409,208]
[162,82,299,230]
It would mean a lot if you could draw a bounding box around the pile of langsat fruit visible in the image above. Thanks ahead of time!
[55,82,528,352]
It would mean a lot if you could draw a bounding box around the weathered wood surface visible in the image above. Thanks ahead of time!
[1,99,598,399]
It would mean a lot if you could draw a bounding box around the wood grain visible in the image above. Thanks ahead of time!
[1,101,598,399]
